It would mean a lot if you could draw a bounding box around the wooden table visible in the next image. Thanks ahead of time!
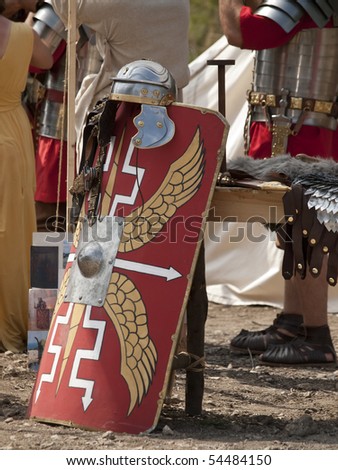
[208,184,289,223]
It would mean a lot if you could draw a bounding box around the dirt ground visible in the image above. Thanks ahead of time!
[1,302,338,450]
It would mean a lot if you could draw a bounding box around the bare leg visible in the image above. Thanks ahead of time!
[260,258,335,365]
[284,262,328,327]
[231,261,331,357]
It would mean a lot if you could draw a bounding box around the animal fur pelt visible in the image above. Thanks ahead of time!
[227,154,338,186]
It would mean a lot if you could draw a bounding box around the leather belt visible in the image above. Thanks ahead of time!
[45,89,66,104]
[248,91,338,117]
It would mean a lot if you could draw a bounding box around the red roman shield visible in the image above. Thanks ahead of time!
[27,101,228,434]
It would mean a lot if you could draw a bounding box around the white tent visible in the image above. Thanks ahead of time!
[183,36,338,312]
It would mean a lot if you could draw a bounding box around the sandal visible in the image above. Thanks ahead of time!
[259,325,337,367]
[230,313,303,355]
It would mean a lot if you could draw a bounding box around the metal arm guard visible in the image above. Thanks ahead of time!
[32,1,66,54]
[255,0,338,32]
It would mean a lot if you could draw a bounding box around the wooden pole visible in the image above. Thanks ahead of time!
[206,60,235,117]
[207,59,235,172]
[184,60,235,415]
[185,242,208,416]
[66,2,77,232]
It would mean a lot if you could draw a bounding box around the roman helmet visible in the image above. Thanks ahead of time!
[110,59,177,148]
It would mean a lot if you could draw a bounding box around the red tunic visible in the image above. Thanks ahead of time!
[33,42,68,203]
[35,136,67,203]
[240,7,338,161]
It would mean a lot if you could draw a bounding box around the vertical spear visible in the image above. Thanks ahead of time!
[66,1,77,232]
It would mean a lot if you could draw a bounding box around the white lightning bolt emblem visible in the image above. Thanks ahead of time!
[68,305,106,411]
[35,302,74,402]
[109,141,145,216]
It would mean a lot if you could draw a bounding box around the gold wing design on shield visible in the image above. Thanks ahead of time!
[118,127,206,252]
[104,272,158,416]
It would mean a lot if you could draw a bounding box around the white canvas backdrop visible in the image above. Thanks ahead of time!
[183,36,338,312]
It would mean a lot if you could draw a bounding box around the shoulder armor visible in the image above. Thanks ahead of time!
[33,2,67,52]
[255,0,338,33]
[298,0,338,27]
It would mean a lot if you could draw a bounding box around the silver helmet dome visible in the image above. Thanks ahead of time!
[110,59,177,106]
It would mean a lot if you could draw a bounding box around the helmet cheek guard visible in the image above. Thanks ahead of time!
[110,60,177,149]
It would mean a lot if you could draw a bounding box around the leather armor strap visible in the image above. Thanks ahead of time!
[327,240,338,286]
[280,222,294,280]
[278,189,297,280]
[86,99,119,224]
[280,185,307,279]
[277,183,338,284]
[69,98,106,228]
[290,185,307,279]
[308,228,336,279]
[69,97,120,227]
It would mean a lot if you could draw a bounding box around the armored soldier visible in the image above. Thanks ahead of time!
[50,0,190,161]
[28,0,102,231]
[219,0,338,366]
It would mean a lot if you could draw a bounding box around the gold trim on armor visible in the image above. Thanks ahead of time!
[249,92,337,116]
[109,93,175,106]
